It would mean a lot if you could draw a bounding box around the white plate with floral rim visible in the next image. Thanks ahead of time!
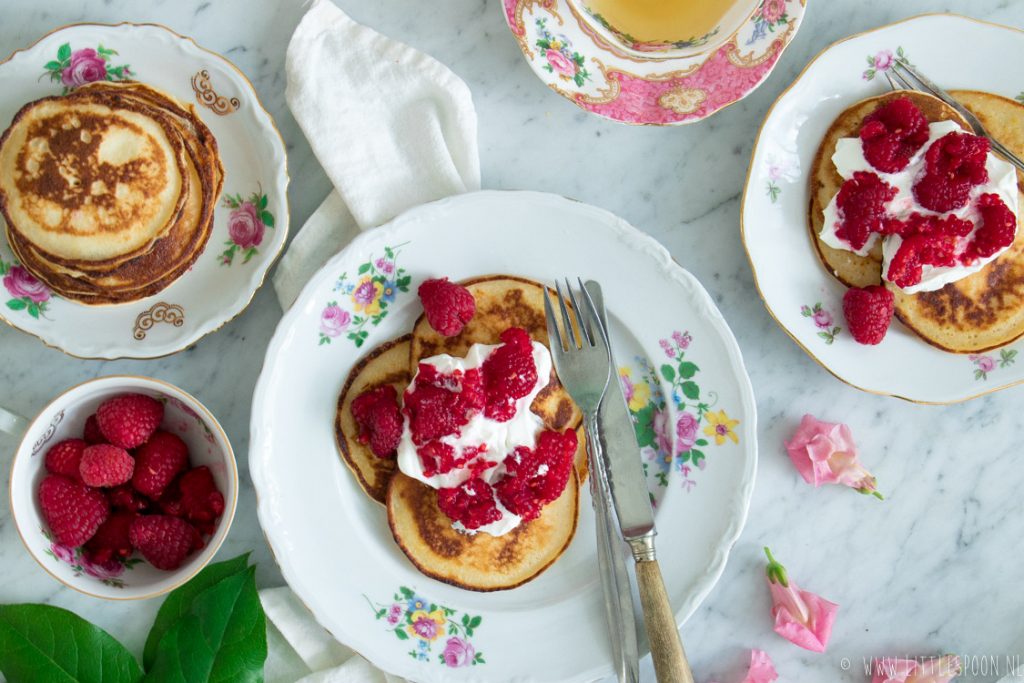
[501,0,805,125]
[0,22,288,359]
[250,191,757,682]
[743,14,1024,404]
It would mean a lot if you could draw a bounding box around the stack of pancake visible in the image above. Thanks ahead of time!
[0,81,222,305]
[809,90,1024,353]
[335,276,587,591]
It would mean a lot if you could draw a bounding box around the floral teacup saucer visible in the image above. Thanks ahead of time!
[501,0,806,125]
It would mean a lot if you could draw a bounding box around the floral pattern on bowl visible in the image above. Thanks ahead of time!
[43,42,132,93]
[42,528,143,589]
[318,243,411,347]
[367,586,486,668]
[620,329,740,498]
[800,302,841,344]
[1,256,53,320]
[220,188,276,266]
[502,0,806,125]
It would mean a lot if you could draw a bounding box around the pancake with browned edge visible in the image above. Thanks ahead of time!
[808,90,1024,352]
[387,471,579,591]
[335,335,413,504]
[808,91,971,288]
[410,275,583,432]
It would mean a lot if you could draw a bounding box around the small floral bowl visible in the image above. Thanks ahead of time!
[6,375,237,599]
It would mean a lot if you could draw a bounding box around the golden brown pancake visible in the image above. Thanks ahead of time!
[808,90,1024,353]
[410,275,583,433]
[2,83,222,305]
[335,336,413,504]
[0,92,187,267]
[808,91,971,288]
[387,471,579,591]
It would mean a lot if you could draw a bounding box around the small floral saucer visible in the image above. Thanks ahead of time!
[501,0,806,125]
[743,14,1024,403]
[0,23,288,358]
[250,191,757,682]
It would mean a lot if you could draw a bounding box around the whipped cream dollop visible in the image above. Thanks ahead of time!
[820,120,1019,293]
[396,340,553,537]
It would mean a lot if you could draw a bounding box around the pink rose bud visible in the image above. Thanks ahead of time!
[784,414,882,498]
[871,655,961,682]
[764,547,838,653]
[741,649,778,683]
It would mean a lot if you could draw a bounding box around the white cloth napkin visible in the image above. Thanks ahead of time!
[272,0,480,309]
[264,1,478,680]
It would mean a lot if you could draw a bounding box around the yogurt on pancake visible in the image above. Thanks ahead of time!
[397,339,553,537]
[821,120,1019,293]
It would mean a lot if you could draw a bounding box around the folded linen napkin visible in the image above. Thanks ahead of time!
[264,1,478,679]
[272,0,480,309]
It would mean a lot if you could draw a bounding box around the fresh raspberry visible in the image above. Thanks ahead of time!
[38,474,109,547]
[129,515,200,570]
[859,97,930,172]
[350,385,404,458]
[881,212,974,238]
[417,442,493,478]
[83,511,135,564]
[44,439,86,480]
[418,278,476,337]
[437,477,502,530]
[963,193,1016,262]
[887,233,961,288]
[495,429,577,522]
[835,172,898,251]
[177,466,225,528]
[79,444,135,488]
[482,327,538,421]
[107,484,152,513]
[404,366,483,445]
[842,285,895,345]
[96,394,164,449]
[83,415,106,445]
[132,430,189,498]
[913,132,990,212]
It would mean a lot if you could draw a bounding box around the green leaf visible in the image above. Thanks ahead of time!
[144,554,250,669]
[632,404,656,447]
[696,438,708,447]
[678,362,699,379]
[57,43,71,62]
[143,566,266,683]
[384,246,395,258]
[681,381,700,400]
[469,615,481,628]
[259,193,268,209]
[0,604,142,683]
[259,211,274,228]
[6,299,27,311]
[397,275,412,288]
[44,60,63,71]
[399,586,414,599]
[395,628,409,640]
[358,263,371,275]
[660,364,675,382]
[27,303,39,319]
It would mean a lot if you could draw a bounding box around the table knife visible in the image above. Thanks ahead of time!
[585,280,695,683]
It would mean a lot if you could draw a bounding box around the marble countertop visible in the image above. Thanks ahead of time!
[2,1,1023,681]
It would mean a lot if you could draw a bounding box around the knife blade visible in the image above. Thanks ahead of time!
[585,281,656,543]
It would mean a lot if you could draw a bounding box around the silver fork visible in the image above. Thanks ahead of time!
[544,279,637,683]
[887,60,1024,174]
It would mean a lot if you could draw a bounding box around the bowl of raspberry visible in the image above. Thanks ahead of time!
[5,375,237,599]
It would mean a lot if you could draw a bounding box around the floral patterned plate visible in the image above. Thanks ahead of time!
[250,191,757,682]
[0,23,288,358]
[743,14,1024,403]
[501,0,805,125]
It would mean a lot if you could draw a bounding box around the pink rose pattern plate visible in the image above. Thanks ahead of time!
[0,23,288,358]
[502,0,806,125]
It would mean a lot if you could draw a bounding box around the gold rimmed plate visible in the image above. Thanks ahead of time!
[0,22,288,359]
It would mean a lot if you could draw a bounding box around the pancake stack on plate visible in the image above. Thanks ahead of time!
[0,81,223,305]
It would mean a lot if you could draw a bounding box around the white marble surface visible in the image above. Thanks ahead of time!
[1,1,1023,681]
